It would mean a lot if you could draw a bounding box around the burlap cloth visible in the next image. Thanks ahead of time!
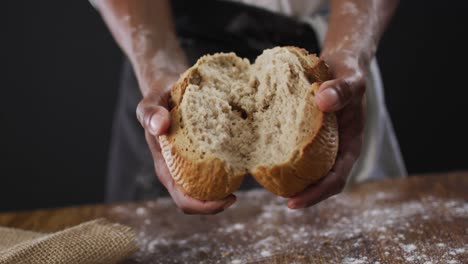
[0,218,136,264]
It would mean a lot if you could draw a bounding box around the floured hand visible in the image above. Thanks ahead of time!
[287,0,399,209]
[96,0,236,214]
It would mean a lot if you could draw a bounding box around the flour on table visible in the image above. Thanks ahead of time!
[108,189,468,264]
[342,256,368,264]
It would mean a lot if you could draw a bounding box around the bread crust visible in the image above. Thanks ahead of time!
[160,136,245,200]
[160,47,338,200]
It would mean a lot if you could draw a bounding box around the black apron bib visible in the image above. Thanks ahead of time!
[172,0,320,63]
[106,0,320,202]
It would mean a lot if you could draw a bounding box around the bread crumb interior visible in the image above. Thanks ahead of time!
[179,48,320,174]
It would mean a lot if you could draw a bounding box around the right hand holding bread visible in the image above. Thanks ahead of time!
[287,0,399,209]
[287,49,366,209]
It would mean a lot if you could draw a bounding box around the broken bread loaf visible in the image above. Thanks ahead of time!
[159,46,338,200]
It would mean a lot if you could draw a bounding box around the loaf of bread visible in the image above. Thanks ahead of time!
[159,46,338,200]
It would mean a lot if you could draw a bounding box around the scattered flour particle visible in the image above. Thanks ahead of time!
[454,204,468,216]
[342,257,369,264]
[447,260,459,264]
[375,192,387,199]
[223,223,246,233]
[147,239,167,252]
[436,243,445,247]
[232,223,245,230]
[400,243,417,253]
[424,262,433,264]
[377,226,387,232]
[177,239,188,246]
[136,207,146,216]
[445,201,458,207]
[455,248,465,254]
[384,252,390,256]
[144,219,151,225]
[230,260,242,264]
[260,250,272,257]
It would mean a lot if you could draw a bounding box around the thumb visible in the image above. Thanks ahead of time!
[315,78,365,112]
[136,102,171,136]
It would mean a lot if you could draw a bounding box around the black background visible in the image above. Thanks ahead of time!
[1,1,467,212]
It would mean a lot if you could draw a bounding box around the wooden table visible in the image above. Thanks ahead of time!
[1,172,467,263]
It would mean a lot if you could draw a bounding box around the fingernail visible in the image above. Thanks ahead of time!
[149,114,161,136]
[317,88,339,110]
[222,198,236,209]
[288,201,302,209]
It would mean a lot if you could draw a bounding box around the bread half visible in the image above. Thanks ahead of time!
[159,47,338,200]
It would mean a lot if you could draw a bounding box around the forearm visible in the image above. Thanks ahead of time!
[94,0,187,95]
[322,0,399,71]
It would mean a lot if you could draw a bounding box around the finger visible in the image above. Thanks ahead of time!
[287,151,357,209]
[338,101,365,144]
[315,78,365,112]
[288,101,364,209]
[155,148,237,214]
[145,132,236,214]
[173,193,237,215]
[137,103,171,136]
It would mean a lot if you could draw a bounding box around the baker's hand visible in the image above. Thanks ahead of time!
[136,72,236,215]
[288,52,366,209]
[95,0,237,214]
